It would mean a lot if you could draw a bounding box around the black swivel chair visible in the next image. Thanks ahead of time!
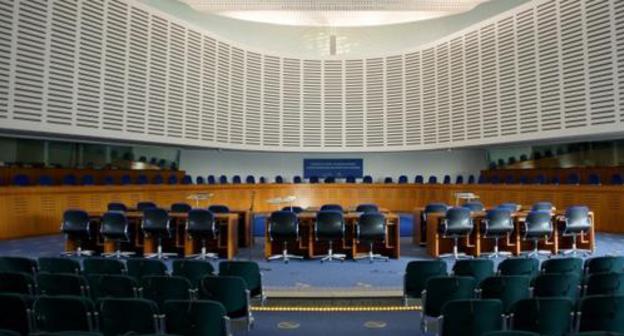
[354,212,388,263]
[314,211,346,262]
[208,205,230,214]
[521,211,554,257]
[137,202,157,212]
[481,209,514,258]
[438,207,473,259]
[267,211,303,263]
[171,203,192,213]
[107,203,128,212]
[186,209,218,260]
[558,205,592,256]
[61,209,93,256]
[355,204,379,213]
[281,206,304,214]
[320,204,343,212]
[100,211,134,258]
[142,208,175,259]
[420,203,449,246]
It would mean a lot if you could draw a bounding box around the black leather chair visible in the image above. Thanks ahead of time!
[559,206,592,256]
[355,204,378,213]
[61,209,93,256]
[521,211,554,257]
[281,206,304,214]
[354,212,388,263]
[232,175,242,184]
[107,202,127,212]
[320,204,343,212]
[419,203,449,246]
[142,208,174,259]
[293,176,303,183]
[208,205,230,214]
[438,207,473,259]
[481,209,514,258]
[186,209,218,260]
[170,203,192,213]
[363,175,373,183]
[100,211,134,258]
[267,211,303,263]
[137,202,157,212]
[314,211,346,262]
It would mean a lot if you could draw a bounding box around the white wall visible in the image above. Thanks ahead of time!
[179,148,488,182]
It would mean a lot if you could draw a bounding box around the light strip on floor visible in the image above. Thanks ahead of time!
[251,305,422,312]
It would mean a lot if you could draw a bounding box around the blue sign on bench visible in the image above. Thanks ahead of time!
[303,159,363,178]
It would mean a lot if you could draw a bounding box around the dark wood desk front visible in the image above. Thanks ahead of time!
[70,212,239,260]
[262,212,400,259]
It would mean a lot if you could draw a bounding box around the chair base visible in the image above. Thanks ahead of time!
[438,252,473,260]
[559,248,592,256]
[354,251,389,263]
[521,250,551,258]
[61,249,93,257]
[267,249,304,263]
[315,248,346,263]
[483,251,512,258]
[186,246,219,260]
[101,251,135,258]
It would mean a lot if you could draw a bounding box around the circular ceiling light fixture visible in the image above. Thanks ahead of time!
[178,0,491,27]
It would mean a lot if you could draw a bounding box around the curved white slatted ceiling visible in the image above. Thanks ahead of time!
[0,0,622,153]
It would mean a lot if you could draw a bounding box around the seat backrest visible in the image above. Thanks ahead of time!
[142,275,192,309]
[33,295,94,333]
[107,202,127,212]
[281,206,304,214]
[478,175,486,184]
[62,175,77,186]
[83,258,125,275]
[498,258,540,278]
[586,272,624,296]
[187,209,216,236]
[404,260,448,299]
[345,176,356,183]
[170,203,192,213]
[0,272,35,295]
[452,259,495,285]
[172,260,215,289]
[541,257,583,276]
[566,173,580,185]
[208,205,230,214]
[428,176,438,184]
[151,175,163,185]
[219,175,228,184]
[207,175,216,184]
[483,209,514,235]
[126,258,168,281]
[497,203,518,212]
[531,202,553,212]
[120,175,132,185]
[274,176,283,183]
[81,175,95,186]
[87,274,138,300]
[578,294,624,333]
[563,205,591,232]
[232,175,242,184]
[362,175,373,183]
[398,175,408,184]
[0,293,31,335]
[269,211,298,240]
[423,276,476,318]
[414,175,424,184]
[611,174,624,185]
[293,176,303,183]
[61,209,90,235]
[200,276,248,316]
[523,211,553,237]
[511,297,573,336]
[424,203,448,214]
[467,175,475,184]
[245,175,256,184]
[443,175,451,184]
[137,201,157,211]
[196,176,206,184]
[320,204,343,212]
[0,256,37,275]
[37,175,54,186]
[533,273,580,302]
[98,298,160,336]
[38,257,80,274]
[167,174,179,185]
[463,201,484,212]
[36,273,86,297]
[315,211,345,239]
[12,174,30,186]
[585,256,624,275]
[219,261,262,297]
[164,300,229,336]
[440,299,503,336]
[355,204,378,213]
[441,207,473,236]
[588,174,601,185]
[455,175,464,184]
[357,212,386,242]
[101,211,129,239]
[136,174,149,185]
[324,176,336,183]
[505,175,515,184]
[142,208,170,232]
[479,275,531,314]
[383,177,393,184]
[182,175,193,185]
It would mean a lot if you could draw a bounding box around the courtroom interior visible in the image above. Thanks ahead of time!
[0,0,624,335]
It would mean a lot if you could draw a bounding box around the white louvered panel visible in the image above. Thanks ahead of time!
[215,42,230,143]
[102,0,127,132]
[323,60,343,147]
[345,59,364,147]
[365,58,384,147]
[147,15,167,136]
[497,16,518,136]
[46,0,78,126]
[450,37,465,142]
[244,51,261,145]
[515,7,539,133]
[184,29,201,140]
[436,43,450,143]
[200,36,216,141]
[537,0,562,131]
[229,47,245,144]
[404,51,421,145]
[386,55,404,146]
[559,0,587,128]
[262,55,280,146]
[464,31,481,140]
[0,0,14,119]
[616,0,624,122]
[303,60,321,147]
[480,24,498,138]
[13,0,47,123]
[282,58,302,147]
[421,48,436,144]
[75,0,104,128]
[585,0,616,126]
[126,6,148,134]
[167,23,185,138]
